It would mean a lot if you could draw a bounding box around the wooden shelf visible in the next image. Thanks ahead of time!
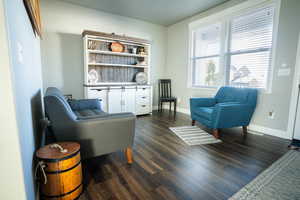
[88,63,148,68]
[88,50,148,58]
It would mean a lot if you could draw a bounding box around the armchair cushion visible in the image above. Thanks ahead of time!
[68,99,101,111]
[215,86,257,106]
[74,109,107,119]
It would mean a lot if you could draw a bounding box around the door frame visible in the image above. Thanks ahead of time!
[287,33,300,139]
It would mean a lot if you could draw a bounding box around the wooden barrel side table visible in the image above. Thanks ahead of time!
[36,142,83,200]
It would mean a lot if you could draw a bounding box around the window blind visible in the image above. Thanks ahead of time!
[194,23,221,57]
[229,6,275,89]
[193,23,222,87]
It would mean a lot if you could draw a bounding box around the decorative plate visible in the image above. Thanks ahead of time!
[110,41,124,52]
[135,72,147,84]
[88,69,98,84]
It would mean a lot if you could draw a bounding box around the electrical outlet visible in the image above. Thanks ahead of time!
[268,111,275,119]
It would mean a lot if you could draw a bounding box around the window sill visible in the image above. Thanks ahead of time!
[258,88,272,95]
[188,86,219,91]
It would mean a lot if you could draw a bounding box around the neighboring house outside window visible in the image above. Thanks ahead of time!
[189,0,279,91]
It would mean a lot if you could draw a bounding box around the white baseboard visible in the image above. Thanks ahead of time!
[248,124,290,139]
[152,105,190,115]
[152,105,291,139]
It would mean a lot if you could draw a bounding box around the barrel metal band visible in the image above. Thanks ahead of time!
[41,183,82,198]
[45,161,81,174]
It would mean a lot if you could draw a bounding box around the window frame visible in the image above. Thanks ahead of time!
[191,22,224,88]
[188,0,281,93]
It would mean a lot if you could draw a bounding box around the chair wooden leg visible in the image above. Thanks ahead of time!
[243,126,248,136]
[169,102,172,112]
[125,147,133,164]
[158,100,160,112]
[212,129,220,139]
[174,100,177,115]
[192,120,195,126]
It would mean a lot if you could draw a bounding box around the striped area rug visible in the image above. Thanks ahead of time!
[169,126,222,145]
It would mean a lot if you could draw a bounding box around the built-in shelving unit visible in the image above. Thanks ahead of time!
[88,50,148,58]
[88,63,148,68]
[83,30,151,85]
[82,30,153,115]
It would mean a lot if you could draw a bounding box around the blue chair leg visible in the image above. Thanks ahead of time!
[243,126,248,136]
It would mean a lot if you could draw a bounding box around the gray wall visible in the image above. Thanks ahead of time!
[0,1,27,199]
[40,0,167,105]
[4,0,44,199]
[165,0,300,137]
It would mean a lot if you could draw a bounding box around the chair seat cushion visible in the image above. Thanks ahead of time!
[160,97,177,102]
[74,109,107,119]
[193,107,214,120]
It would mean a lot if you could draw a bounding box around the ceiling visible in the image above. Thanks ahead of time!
[59,0,229,26]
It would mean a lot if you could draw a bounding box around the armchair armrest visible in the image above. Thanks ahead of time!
[76,112,134,121]
[53,112,136,158]
[190,98,216,108]
[212,103,255,128]
[68,99,101,111]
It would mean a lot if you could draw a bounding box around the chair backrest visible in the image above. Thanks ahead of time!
[44,87,77,123]
[215,86,257,106]
[158,79,172,98]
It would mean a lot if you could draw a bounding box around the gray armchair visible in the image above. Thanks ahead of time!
[44,87,136,163]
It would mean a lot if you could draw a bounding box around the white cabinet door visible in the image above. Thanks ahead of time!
[108,88,122,113]
[87,88,108,112]
[122,87,136,113]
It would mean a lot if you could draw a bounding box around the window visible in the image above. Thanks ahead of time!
[190,3,277,90]
[192,23,222,87]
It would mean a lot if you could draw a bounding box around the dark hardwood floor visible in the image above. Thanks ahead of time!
[78,110,290,200]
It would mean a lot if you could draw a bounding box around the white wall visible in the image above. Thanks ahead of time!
[2,0,44,199]
[40,0,167,105]
[0,1,26,199]
[165,0,300,138]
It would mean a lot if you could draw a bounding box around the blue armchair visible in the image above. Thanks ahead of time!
[190,87,257,138]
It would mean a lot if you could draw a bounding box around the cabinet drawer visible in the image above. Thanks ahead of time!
[136,95,150,104]
[136,104,151,115]
[137,87,150,96]
[88,88,106,98]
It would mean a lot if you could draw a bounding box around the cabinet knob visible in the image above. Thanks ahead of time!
[141,105,146,107]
